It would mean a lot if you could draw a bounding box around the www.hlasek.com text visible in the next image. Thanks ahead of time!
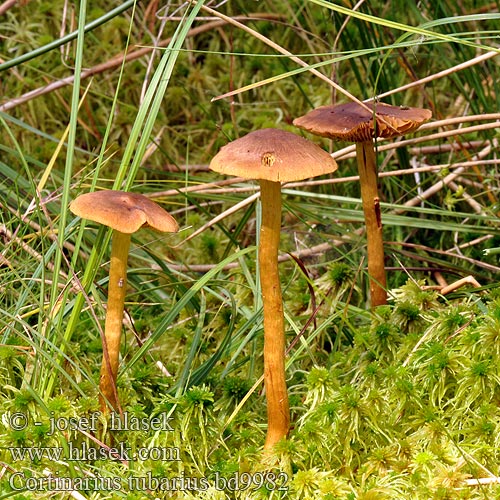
[9,442,180,462]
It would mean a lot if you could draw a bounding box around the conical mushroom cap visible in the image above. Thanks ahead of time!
[209,128,338,183]
[70,190,179,234]
[293,101,432,142]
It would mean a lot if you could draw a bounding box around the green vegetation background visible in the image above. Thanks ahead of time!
[1,0,500,498]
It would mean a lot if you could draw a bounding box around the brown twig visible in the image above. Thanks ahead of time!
[163,241,338,273]
[386,241,500,274]
[0,0,20,16]
[0,14,284,112]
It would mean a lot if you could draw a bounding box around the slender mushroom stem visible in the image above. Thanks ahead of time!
[356,142,387,307]
[99,230,131,413]
[259,179,290,450]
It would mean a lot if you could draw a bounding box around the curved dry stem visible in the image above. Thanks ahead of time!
[99,230,131,413]
[259,179,290,450]
[0,14,282,113]
[356,142,387,307]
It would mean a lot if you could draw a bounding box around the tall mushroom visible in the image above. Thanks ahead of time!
[209,128,338,450]
[70,190,179,413]
[294,101,432,307]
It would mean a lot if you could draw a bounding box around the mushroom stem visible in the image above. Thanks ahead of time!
[99,230,131,413]
[356,142,387,307]
[259,179,290,450]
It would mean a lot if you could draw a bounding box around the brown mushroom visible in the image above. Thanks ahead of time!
[70,190,178,413]
[294,101,432,307]
[210,128,338,450]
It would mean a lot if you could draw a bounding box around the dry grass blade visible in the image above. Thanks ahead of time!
[0,0,20,16]
[145,177,246,199]
[166,241,339,272]
[389,241,500,273]
[173,192,259,247]
[375,51,499,103]
[202,4,367,110]
[0,14,283,112]
[448,180,485,215]
[2,1,500,492]
[465,477,500,486]
[333,116,500,161]
[401,139,497,210]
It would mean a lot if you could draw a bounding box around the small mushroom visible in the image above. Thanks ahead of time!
[210,128,338,450]
[294,101,432,307]
[70,190,178,413]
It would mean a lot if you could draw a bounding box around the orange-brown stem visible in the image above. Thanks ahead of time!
[259,179,290,450]
[356,142,387,307]
[99,230,131,413]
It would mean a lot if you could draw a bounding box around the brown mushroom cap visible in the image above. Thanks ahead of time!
[70,190,179,234]
[209,128,338,183]
[293,101,432,142]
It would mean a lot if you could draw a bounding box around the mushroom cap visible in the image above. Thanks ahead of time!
[209,128,338,183]
[293,101,432,142]
[70,190,179,234]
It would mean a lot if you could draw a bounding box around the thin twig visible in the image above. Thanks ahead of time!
[202,4,371,114]
[142,159,498,200]
[386,241,500,273]
[399,140,496,210]
[333,121,500,161]
[172,192,259,247]
[448,180,485,215]
[146,140,491,175]
[375,51,499,102]
[0,0,18,16]
[0,224,68,279]
[0,14,283,112]
[165,241,340,273]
